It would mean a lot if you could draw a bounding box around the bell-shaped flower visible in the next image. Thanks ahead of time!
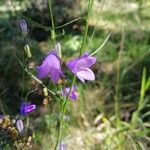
[20,102,36,116]
[62,85,78,101]
[37,50,63,83]
[67,53,96,82]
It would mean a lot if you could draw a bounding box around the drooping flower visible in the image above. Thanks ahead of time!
[67,53,96,82]
[37,50,63,83]
[62,85,78,101]
[19,19,28,36]
[20,102,36,116]
[16,119,24,133]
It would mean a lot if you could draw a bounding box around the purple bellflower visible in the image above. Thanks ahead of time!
[20,102,36,116]
[37,50,63,83]
[67,53,96,83]
[62,85,78,101]
[19,19,28,36]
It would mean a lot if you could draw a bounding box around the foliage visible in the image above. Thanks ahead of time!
[0,0,150,149]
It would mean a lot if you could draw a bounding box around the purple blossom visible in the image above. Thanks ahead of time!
[20,102,36,116]
[19,19,28,36]
[62,85,78,101]
[16,119,24,133]
[67,53,96,83]
[37,50,63,83]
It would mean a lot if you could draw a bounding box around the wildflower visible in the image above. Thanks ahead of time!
[62,85,78,101]
[37,50,63,83]
[16,119,24,134]
[67,53,96,82]
[19,19,28,36]
[20,102,36,116]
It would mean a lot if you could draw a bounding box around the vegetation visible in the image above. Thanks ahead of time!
[0,0,150,149]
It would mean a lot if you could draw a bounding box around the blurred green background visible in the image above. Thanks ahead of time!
[0,0,150,149]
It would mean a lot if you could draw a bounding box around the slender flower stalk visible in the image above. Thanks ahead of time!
[48,0,56,44]
[54,77,76,150]
[79,0,94,56]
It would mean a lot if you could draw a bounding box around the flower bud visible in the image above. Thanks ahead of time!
[55,43,62,59]
[16,119,24,134]
[19,19,28,36]
[24,44,32,58]
[43,87,48,97]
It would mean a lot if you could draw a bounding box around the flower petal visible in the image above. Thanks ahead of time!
[76,68,95,82]
[37,65,50,79]
[62,85,78,101]
[76,53,96,68]
[24,104,36,113]
[49,67,62,83]
[37,50,63,83]
[67,58,78,74]
[20,103,36,116]
[67,53,96,76]
[70,92,78,101]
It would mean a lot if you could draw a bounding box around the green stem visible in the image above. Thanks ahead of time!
[114,30,125,149]
[54,77,76,150]
[21,47,25,99]
[115,29,124,125]
[79,0,93,56]
[48,0,56,44]
[21,37,27,100]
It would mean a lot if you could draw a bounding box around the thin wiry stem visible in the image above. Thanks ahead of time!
[48,0,56,44]
[79,0,94,56]
[54,77,76,150]
[114,29,125,149]
[18,13,83,30]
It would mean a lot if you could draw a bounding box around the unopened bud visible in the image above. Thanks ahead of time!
[19,19,28,36]
[24,44,32,58]
[43,87,48,97]
[16,119,24,134]
[55,43,62,58]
